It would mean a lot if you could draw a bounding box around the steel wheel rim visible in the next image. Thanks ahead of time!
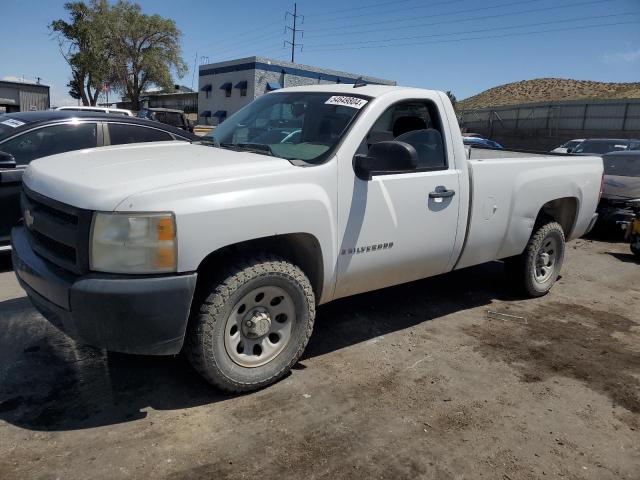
[534,235,558,283]
[224,285,295,368]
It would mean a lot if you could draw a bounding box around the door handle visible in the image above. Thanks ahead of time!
[429,188,455,199]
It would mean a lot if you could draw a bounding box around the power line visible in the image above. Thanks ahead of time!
[304,0,617,38]
[306,0,468,24]
[306,0,415,18]
[284,3,304,62]
[303,11,638,49]
[301,19,639,52]
[205,31,285,60]
[183,19,283,56]
[305,0,543,33]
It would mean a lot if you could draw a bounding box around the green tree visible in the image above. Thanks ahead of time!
[66,77,83,102]
[108,1,187,110]
[50,0,111,106]
[446,91,457,109]
[51,1,186,110]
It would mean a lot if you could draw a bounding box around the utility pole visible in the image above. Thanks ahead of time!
[191,52,198,91]
[285,3,303,63]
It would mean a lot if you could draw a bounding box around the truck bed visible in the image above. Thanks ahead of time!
[454,152,602,270]
[468,147,562,160]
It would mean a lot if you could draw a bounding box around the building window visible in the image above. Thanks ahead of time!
[219,82,232,98]
[235,80,248,97]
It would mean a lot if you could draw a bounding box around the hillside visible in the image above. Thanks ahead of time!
[458,78,640,110]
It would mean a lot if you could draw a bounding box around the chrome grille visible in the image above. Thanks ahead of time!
[22,186,92,275]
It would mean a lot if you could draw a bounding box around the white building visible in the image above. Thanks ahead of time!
[198,56,395,125]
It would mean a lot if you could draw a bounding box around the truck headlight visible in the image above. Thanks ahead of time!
[90,212,177,273]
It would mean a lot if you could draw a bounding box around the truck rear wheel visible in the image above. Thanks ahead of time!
[505,220,565,298]
[185,255,315,392]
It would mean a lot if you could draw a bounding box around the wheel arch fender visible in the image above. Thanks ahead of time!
[195,232,326,304]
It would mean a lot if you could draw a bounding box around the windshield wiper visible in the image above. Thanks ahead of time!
[220,143,275,157]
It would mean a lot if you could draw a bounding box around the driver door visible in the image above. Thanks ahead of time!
[334,99,461,299]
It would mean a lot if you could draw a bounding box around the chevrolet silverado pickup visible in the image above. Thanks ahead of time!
[11,85,603,391]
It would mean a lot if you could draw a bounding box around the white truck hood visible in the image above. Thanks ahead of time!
[23,141,292,210]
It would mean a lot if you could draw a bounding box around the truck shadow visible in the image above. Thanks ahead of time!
[0,261,513,432]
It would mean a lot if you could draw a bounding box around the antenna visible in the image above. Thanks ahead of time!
[284,3,303,63]
[353,77,367,88]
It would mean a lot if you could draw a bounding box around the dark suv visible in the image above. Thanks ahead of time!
[137,108,194,133]
[0,110,199,250]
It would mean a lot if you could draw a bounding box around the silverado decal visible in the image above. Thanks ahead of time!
[341,242,394,256]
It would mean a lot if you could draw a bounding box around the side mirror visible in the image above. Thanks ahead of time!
[566,148,573,153]
[353,141,418,180]
[0,151,16,168]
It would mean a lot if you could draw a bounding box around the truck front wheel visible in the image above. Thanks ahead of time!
[185,255,315,392]
[505,220,565,298]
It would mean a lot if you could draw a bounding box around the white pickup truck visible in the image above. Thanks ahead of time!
[11,85,603,391]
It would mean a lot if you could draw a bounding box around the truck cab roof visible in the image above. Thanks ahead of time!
[273,84,437,99]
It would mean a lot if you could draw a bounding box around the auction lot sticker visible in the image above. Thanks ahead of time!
[325,96,368,109]
[1,118,25,128]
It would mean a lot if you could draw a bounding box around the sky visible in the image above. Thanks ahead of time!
[1,0,639,106]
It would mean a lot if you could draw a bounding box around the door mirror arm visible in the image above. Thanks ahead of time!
[353,141,418,181]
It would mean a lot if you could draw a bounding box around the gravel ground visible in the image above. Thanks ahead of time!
[0,237,638,479]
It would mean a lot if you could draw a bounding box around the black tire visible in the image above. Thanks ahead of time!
[505,220,565,298]
[185,255,315,392]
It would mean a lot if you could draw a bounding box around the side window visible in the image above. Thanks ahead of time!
[108,124,173,145]
[364,101,447,171]
[0,122,97,166]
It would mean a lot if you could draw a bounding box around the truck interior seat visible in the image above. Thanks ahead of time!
[392,116,427,138]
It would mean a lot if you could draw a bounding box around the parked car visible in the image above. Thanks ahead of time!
[55,106,134,116]
[551,139,585,153]
[571,138,640,155]
[0,110,199,250]
[11,85,602,391]
[463,136,503,149]
[138,107,194,132]
[596,151,640,232]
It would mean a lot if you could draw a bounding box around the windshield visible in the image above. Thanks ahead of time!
[202,92,370,163]
[603,155,640,177]
[574,140,629,154]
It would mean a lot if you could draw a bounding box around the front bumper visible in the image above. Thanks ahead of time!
[11,226,197,355]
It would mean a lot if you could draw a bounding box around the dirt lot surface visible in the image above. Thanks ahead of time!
[0,237,638,479]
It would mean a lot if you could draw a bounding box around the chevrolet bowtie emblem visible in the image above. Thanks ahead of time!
[24,208,34,229]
